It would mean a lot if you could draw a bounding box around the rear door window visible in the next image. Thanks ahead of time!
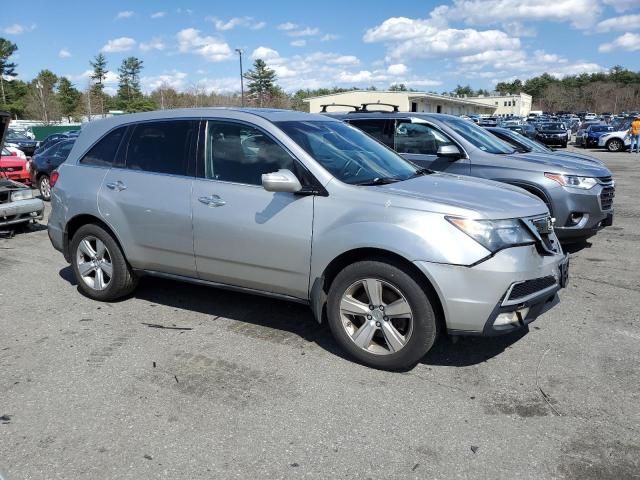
[346,119,395,148]
[394,121,454,155]
[80,127,126,167]
[125,120,197,176]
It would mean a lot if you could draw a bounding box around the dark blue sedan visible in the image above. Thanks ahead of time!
[31,138,75,200]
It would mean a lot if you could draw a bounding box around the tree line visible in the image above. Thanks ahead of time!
[1,36,639,123]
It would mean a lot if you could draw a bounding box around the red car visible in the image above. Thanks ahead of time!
[0,147,31,185]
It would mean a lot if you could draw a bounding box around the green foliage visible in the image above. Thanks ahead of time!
[243,59,277,107]
[117,56,144,111]
[0,37,18,105]
[451,84,475,96]
[57,77,81,120]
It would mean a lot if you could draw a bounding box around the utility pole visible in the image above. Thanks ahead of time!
[36,81,48,124]
[235,48,244,107]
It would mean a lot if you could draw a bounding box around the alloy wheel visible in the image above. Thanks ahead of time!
[76,236,113,291]
[608,139,623,152]
[39,176,51,200]
[339,278,413,355]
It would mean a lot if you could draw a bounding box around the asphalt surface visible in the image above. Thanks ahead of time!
[1,145,639,479]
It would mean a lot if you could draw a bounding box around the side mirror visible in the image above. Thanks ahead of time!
[437,144,463,160]
[262,169,302,193]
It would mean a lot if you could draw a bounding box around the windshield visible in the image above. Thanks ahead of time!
[540,123,566,130]
[590,126,612,132]
[438,116,515,154]
[497,129,550,153]
[276,120,419,185]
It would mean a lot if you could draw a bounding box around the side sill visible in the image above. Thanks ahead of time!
[136,269,310,306]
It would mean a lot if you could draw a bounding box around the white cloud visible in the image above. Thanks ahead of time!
[251,46,281,61]
[142,70,188,92]
[502,21,537,37]
[139,37,166,52]
[288,27,320,37]
[321,34,339,41]
[151,11,166,19]
[58,49,72,58]
[101,37,136,53]
[176,28,232,61]
[116,10,134,19]
[2,23,36,35]
[387,63,408,75]
[290,40,306,47]
[445,0,601,29]
[209,16,265,31]
[596,15,640,33]
[327,55,360,66]
[277,22,298,31]
[599,32,640,52]
[364,17,520,61]
[603,0,638,12]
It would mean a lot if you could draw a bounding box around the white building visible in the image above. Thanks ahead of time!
[304,90,496,116]
[466,93,532,117]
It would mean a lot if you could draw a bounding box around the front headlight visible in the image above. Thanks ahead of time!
[446,217,536,253]
[11,189,33,201]
[545,173,597,190]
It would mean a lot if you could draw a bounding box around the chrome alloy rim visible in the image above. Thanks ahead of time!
[339,278,413,355]
[40,177,51,199]
[76,236,113,290]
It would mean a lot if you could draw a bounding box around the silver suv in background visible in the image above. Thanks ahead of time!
[328,109,614,244]
[48,108,567,370]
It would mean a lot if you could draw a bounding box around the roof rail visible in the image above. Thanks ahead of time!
[359,102,400,113]
[319,103,361,113]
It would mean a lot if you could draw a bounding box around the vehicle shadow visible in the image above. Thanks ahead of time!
[421,329,529,367]
[0,221,48,238]
[58,267,532,368]
[562,240,592,254]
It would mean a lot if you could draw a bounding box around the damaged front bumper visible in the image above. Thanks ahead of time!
[0,197,44,226]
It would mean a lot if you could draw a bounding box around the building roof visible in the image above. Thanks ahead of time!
[302,90,494,108]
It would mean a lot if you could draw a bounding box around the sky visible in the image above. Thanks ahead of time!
[2,0,640,95]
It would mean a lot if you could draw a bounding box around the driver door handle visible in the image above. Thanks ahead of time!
[198,194,226,207]
[106,180,127,192]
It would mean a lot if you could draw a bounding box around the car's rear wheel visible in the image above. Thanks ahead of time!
[70,224,138,301]
[607,138,624,152]
[327,260,438,370]
[38,175,51,201]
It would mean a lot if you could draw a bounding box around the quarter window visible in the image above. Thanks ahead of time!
[80,127,126,167]
[203,121,294,185]
[125,121,197,176]
[394,121,455,155]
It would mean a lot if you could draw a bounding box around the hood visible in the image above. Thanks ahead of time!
[509,151,610,176]
[538,129,567,134]
[377,172,547,220]
[545,150,605,166]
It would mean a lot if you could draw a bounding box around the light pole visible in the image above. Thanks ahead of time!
[235,48,244,107]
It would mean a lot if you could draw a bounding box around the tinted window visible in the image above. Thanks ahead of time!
[126,121,196,176]
[57,141,74,158]
[80,127,125,167]
[203,121,294,185]
[276,120,418,185]
[394,121,454,155]
[439,117,515,154]
[347,119,394,147]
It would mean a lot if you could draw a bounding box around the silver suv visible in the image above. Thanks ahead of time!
[48,108,568,370]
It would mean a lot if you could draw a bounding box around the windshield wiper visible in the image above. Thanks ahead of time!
[356,177,401,186]
[514,147,531,153]
[409,167,434,178]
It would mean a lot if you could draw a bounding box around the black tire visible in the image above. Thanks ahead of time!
[70,223,138,301]
[326,260,438,371]
[606,138,624,152]
[38,174,51,201]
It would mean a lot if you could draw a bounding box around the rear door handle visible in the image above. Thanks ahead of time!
[106,180,127,191]
[198,194,226,207]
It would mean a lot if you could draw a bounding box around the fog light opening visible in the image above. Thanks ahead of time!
[568,212,584,226]
[494,307,530,327]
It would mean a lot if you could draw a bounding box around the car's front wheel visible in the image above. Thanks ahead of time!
[606,138,624,152]
[38,175,51,201]
[70,224,138,301]
[327,260,438,370]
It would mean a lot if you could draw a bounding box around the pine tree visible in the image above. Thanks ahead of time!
[0,38,18,105]
[243,59,276,107]
[57,77,81,121]
[90,53,108,116]
[117,56,143,110]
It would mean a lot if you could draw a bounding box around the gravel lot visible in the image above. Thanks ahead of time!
[1,145,639,480]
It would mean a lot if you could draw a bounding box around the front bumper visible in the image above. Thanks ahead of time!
[538,135,568,146]
[414,245,567,335]
[550,183,614,241]
[0,197,44,226]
